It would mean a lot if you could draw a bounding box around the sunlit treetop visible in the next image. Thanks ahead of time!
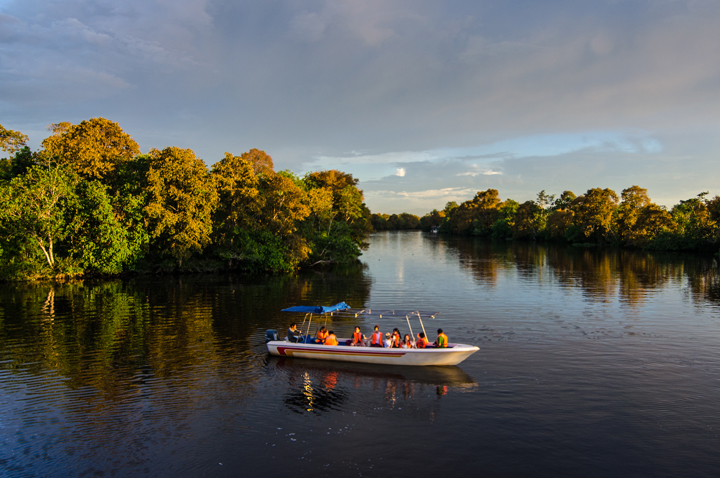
[241,148,274,177]
[41,117,140,182]
[0,124,29,157]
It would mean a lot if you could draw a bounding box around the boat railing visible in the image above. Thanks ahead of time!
[285,305,441,346]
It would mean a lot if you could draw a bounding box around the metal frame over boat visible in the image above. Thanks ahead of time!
[265,302,479,366]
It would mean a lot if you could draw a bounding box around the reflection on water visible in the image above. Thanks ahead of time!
[2,233,720,476]
[270,357,476,415]
[439,235,720,307]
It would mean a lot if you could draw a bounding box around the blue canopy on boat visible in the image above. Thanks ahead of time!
[282,302,351,314]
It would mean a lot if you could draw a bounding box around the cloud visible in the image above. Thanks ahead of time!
[372,187,477,200]
[457,171,501,177]
[2,0,720,213]
[395,168,406,177]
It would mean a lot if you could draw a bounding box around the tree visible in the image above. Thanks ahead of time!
[553,191,576,211]
[571,188,619,242]
[536,190,556,209]
[41,118,140,184]
[252,173,312,270]
[632,204,676,247]
[303,170,371,263]
[444,189,502,236]
[546,209,575,240]
[1,125,31,181]
[371,213,390,231]
[0,147,36,181]
[0,165,78,268]
[241,148,274,177]
[617,186,651,244]
[211,152,261,265]
[419,209,446,231]
[305,170,359,203]
[513,200,544,240]
[472,189,503,235]
[491,199,519,239]
[670,192,716,248]
[65,180,147,273]
[0,124,29,157]
[144,147,218,266]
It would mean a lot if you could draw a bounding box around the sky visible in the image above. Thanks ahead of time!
[1,0,719,214]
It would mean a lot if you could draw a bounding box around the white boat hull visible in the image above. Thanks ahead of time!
[266,340,479,366]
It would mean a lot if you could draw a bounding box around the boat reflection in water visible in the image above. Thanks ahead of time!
[267,357,477,416]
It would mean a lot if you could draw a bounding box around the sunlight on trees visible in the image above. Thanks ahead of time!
[1,117,718,281]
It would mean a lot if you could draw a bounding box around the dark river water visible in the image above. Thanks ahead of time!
[2,231,720,477]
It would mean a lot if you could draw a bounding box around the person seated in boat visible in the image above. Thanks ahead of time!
[383,332,392,348]
[370,325,383,347]
[416,332,428,348]
[287,323,301,343]
[324,331,338,346]
[401,334,414,349]
[434,329,448,348]
[351,326,366,346]
[315,326,329,344]
[391,329,401,348]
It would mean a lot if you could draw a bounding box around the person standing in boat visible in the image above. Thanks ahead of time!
[287,323,301,343]
[416,332,428,348]
[434,329,448,348]
[315,326,329,344]
[370,325,383,347]
[325,331,338,346]
[351,326,367,346]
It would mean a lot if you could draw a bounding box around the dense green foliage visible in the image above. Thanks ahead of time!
[414,187,720,253]
[0,119,371,280]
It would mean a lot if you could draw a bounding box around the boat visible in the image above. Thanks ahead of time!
[265,302,479,366]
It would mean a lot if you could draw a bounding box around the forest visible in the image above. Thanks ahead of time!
[0,119,371,281]
[373,188,720,253]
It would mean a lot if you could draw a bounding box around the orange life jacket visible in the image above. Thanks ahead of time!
[436,333,448,348]
[316,330,329,341]
[402,339,413,348]
[325,334,338,346]
[392,334,400,348]
[416,336,428,348]
[371,331,383,345]
[352,331,363,345]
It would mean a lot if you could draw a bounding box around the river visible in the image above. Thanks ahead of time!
[1,231,720,477]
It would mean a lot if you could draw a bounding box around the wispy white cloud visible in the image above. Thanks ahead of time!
[372,187,477,200]
[457,170,502,177]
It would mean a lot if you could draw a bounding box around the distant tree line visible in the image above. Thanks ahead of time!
[412,188,720,252]
[0,119,371,280]
[370,212,421,231]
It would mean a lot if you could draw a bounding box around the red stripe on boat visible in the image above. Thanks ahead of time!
[277,346,405,357]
